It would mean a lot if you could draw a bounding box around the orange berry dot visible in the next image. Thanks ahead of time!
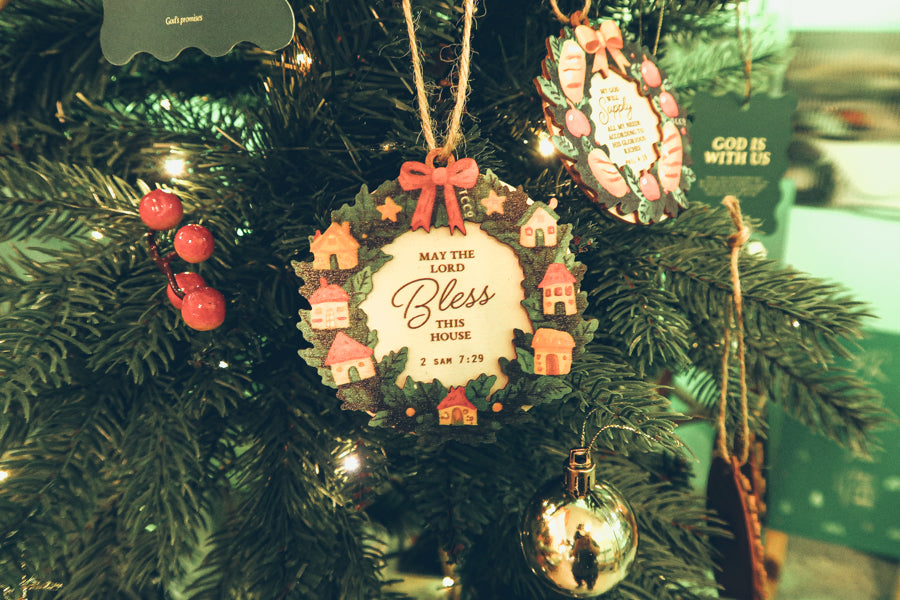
[491,403,503,413]
[405,407,416,417]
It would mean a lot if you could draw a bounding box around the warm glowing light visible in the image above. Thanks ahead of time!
[442,577,455,588]
[747,240,767,257]
[296,50,313,71]
[792,320,800,328]
[342,452,361,473]
[160,98,172,110]
[218,361,229,369]
[0,471,8,482]
[90,231,104,240]
[164,158,186,177]
[537,132,555,157]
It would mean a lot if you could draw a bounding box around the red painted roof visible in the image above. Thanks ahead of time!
[538,263,576,288]
[324,331,373,365]
[309,277,350,304]
[437,386,476,411]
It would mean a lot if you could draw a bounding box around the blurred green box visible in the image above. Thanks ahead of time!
[767,201,900,559]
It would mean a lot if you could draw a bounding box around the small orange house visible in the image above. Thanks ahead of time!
[538,263,577,315]
[309,278,350,330]
[324,332,375,385]
[437,387,478,426]
[531,328,575,375]
[518,204,559,248]
[310,222,359,270]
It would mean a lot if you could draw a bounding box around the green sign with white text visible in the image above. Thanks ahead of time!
[101,0,295,65]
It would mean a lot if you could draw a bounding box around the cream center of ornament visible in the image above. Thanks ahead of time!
[589,71,660,174]
[360,224,532,392]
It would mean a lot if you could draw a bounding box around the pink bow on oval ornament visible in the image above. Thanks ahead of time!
[574,20,631,77]
[399,149,479,235]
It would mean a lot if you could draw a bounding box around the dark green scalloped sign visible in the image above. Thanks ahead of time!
[100,0,294,65]
[690,92,796,234]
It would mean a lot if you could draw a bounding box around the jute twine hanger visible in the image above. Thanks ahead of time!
[715,0,756,465]
[716,196,752,465]
[401,0,476,163]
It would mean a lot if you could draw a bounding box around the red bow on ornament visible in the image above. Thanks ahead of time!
[399,149,479,235]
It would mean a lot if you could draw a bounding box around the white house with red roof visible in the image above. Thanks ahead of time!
[538,263,577,315]
[437,386,478,426]
[324,331,375,385]
[309,277,350,330]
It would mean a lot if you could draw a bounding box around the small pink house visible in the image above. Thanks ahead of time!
[324,332,375,385]
[310,222,359,270]
[531,328,575,375]
[538,263,577,315]
[309,278,350,330]
[437,387,478,426]
[518,204,559,248]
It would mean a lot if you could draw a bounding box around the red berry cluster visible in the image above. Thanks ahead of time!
[139,189,225,331]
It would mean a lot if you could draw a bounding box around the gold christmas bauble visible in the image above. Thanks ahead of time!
[519,449,638,597]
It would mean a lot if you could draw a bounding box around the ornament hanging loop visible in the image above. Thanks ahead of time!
[549,0,592,24]
[402,0,476,159]
[565,448,596,498]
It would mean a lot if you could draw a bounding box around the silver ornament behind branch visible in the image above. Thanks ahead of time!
[520,448,638,597]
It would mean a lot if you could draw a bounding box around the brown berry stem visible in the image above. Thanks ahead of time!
[146,230,185,299]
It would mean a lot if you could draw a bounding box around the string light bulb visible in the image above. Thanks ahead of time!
[342,452,361,474]
[537,131,555,157]
[164,158,186,178]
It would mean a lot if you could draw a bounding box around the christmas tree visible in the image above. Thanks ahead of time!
[0,1,891,599]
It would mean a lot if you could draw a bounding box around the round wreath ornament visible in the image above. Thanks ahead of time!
[536,17,694,224]
[292,151,597,440]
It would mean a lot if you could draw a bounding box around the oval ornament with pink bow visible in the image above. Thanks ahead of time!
[291,151,597,441]
[536,18,693,224]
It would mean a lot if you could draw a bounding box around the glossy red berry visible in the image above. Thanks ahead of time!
[166,271,206,309]
[174,224,215,263]
[139,189,183,231]
[181,287,226,331]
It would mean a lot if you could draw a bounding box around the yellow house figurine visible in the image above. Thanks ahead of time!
[310,222,360,270]
[437,387,478,425]
[531,328,575,375]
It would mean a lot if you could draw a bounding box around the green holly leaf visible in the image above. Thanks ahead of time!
[465,374,497,410]
[368,410,391,427]
[537,76,567,109]
[552,135,578,159]
[347,267,374,304]
[378,347,408,385]
[571,318,599,348]
[548,34,562,62]
[516,347,535,373]
[338,386,377,411]
[522,295,544,323]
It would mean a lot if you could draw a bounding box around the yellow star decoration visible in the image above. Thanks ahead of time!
[481,189,506,215]
[376,196,403,222]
